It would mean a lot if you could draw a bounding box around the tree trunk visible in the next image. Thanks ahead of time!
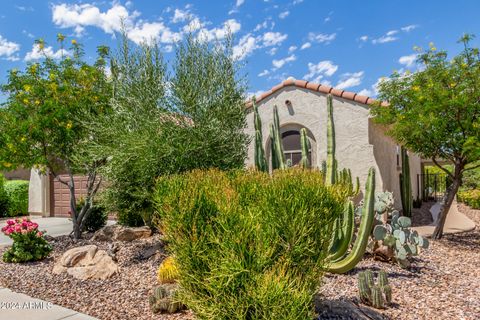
[432,176,461,240]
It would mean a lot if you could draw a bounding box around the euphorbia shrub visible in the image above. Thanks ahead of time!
[1,218,52,263]
[154,168,348,319]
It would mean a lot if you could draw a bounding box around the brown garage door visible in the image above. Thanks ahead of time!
[52,175,89,217]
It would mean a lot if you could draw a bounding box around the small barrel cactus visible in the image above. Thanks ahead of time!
[157,256,179,284]
[357,269,392,309]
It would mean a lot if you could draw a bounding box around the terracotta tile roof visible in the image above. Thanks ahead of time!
[246,78,388,108]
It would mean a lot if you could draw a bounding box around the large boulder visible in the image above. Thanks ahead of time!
[53,245,118,280]
[93,225,152,242]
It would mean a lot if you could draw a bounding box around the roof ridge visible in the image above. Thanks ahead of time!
[246,79,388,108]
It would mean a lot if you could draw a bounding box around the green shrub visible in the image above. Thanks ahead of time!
[4,180,29,217]
[0,174,9,218]
[458,189,480,209]
[76,200,108,232]
[154,168,348,319]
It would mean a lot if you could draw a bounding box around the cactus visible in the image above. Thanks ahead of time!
[149,284,185,314]
[328,200,354,262]
[300,128,309,168]
[253,98,268,172]
[157,256,179,284]
[325,94,336,185]
[327,167,376,274]
[354,177,360,195]
[357,270,392,309]
[270,105,286,170]
[399,147,412,217]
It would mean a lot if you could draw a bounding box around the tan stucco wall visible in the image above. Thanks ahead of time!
[245,86,423,208]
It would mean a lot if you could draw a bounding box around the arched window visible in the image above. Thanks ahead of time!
[282,130,311,167]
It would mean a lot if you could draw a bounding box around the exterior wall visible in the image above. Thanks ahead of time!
[245,86,423,208]
[2,168,30,180]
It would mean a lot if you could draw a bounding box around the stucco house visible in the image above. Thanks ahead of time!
[26,77,425,216]
[244,77,423,210]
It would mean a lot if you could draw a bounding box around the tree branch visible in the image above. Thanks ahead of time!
[431,157,455,179]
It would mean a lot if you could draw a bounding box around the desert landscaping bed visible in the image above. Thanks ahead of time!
[1,204,479,320]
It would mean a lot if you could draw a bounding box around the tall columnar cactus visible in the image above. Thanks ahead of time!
[325,94,336,185]
[328,200,355,262]
[357,269,392,309]
[253,99,268,172]
[327,167,376,274]
[399,147,412,217]
[270,105,286,170]
[300,128,309,168]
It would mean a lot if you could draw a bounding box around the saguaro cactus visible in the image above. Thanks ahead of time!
[253,99,268,172]
[357,269,392,309]
[399,147,412,217]
[270,105,286,170]
[300,128,309,168]
[327,167,376,274]
[325,94,336,185]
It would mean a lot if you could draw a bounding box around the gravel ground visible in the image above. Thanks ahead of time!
[1,203,479,320]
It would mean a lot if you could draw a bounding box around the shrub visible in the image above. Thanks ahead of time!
[1,218,52,263]
[458,189,480,209]
[4,180,29,217]
[76,200,108,232]
[0,174,9,218]
[154,168,347,319]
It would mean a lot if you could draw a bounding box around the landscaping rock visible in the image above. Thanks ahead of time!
[53,245,118,280]
[93,225,152,242]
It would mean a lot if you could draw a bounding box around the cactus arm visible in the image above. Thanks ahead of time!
[300,128,309,168]
[272,105,286,169]
[330,200,355,262]
[327,167,376,274]
[269,124,279,170]
[325,94,336,185]
[400,147,412,217]
[253,99,268,172]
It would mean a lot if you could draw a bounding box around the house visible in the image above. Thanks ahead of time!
[27,77,425,216]
[244,78,423,209]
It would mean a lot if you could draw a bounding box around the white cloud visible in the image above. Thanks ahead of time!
[288,45,297,53]
[0,35,20,61]
[236,0,245,7]
[372,30,399,44]
[197,19,241,42]
[401,24,418,32]
[300,42,311,50]
[359,35,368,42]
[398,53,418,67]
[358,89,372,96]
[308,32,336,44]
[24,43,70,61]
[262,31,287,46]
[336,71,364,90]
[267,47,278,56]
[358,77,384,97]
[272,54,296,69]
[172,8,191,23]
[183,17,204,32]
[51,2,182,45]
[293,0,304,4]
[233,34,258,60]
[279,11,290,19]
[258,69,270,77]
[304,60,338,83]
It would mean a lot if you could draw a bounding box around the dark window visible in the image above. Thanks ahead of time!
[281,130,311,167]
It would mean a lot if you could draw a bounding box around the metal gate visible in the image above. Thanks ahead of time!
[418,172,452,202]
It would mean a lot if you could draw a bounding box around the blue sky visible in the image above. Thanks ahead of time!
[1,0,479,99]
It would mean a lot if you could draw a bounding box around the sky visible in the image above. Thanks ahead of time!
[1,0,480,100]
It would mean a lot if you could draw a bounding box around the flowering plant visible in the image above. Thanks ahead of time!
[1,218,52,263]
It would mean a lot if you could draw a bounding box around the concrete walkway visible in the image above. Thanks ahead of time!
[0,216,74,246]
[0,287,97,320]
[413,200,476,237]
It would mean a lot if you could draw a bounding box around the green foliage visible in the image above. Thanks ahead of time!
[458,189,480,209]
[358,270,392,309]
[154,168,347,319]
[4,180,29,217]
[92,34,248,227]
[0,174,9,218]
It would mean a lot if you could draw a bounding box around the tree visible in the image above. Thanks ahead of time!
[0,36,111,239]
[372,35,480,239]
[90,33,248,226]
